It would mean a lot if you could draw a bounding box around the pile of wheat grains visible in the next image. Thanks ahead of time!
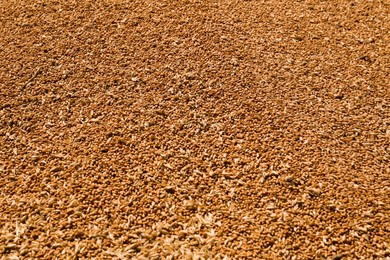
[1,0,389,259]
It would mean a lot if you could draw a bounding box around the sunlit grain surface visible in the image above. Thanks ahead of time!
[0,0,389,258]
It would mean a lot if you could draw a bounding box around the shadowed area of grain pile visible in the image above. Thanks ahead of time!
[0,0,389,259]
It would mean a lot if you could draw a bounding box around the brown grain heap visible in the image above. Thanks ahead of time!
[0,0,389,259]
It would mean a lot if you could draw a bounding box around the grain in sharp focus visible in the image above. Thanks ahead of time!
[0,0,389,259]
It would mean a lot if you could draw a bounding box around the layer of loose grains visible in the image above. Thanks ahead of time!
[0,0,389,259]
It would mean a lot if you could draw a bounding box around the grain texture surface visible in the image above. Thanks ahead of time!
[1,0,389,259]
